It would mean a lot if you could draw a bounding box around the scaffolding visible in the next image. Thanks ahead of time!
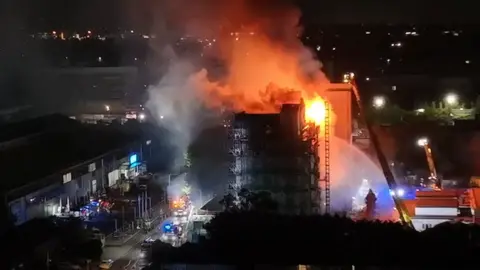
[228,124,249,193]
[302,122,321,214]
[229,103,321,214]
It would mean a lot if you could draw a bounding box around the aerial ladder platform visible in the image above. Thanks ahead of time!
[344,73,414,228]
[417,137,440,189]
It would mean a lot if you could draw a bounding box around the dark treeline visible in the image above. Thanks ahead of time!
[149,211,480,268]
[3,217,102,269]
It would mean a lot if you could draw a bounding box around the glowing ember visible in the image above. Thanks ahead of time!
[305,98,326,126]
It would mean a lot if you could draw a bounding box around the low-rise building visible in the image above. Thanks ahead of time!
[1,114,150,225]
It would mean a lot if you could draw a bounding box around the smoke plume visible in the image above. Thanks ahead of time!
[146,0,331,169]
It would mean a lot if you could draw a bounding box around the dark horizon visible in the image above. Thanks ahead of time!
[2,0,478,32]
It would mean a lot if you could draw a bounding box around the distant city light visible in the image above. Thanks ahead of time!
[373,96,386,109]
[444,93,458,106]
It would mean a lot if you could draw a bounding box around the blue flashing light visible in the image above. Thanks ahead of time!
[129,154,138,165]
[163,223,173,233]
[387,185,417,200]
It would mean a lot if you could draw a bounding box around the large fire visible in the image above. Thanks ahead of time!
[147,0,395,215]
[305,98,327,126]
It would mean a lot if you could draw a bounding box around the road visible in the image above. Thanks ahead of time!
[104,226,161,270]
[104,208,195,270]
[102,195,214,270]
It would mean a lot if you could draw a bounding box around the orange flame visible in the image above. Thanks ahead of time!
[305,97,327,126]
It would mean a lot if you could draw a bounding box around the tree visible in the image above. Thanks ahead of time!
[57,217,103,261]
[219,193,236,210]
[147,209,480,267]
[475,95,480,115]
[247,191,278,212]
[367,105,407,125]
[220,188,278,213]
[0,202,17,235]
[76,239,103,260]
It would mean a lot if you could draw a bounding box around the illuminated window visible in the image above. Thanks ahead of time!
[88,163,96,172]
[63,173,72,184]
[129,154,138,164]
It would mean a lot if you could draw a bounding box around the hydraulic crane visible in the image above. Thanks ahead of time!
[344,73,413,227]
[417,137,440,189]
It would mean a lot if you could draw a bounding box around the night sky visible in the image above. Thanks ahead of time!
[2,0,477,32]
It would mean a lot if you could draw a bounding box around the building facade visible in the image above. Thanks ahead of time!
[6,147,146,225]
[0,115,150,225]
[229,102,320,214]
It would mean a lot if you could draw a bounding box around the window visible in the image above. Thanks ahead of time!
[422,223,433,230]
[92,180,97,193]
[63,173,72,184]
[88,163,96,172]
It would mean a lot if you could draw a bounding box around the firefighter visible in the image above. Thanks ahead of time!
[365,189,377,220]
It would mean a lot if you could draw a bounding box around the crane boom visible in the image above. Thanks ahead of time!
[424,145,437,178]
[423,143,439,188]
[348,78,413,227]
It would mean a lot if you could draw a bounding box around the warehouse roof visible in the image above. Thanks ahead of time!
[0,114,78,143]
[0,114,138,194]
[201,195,224,212]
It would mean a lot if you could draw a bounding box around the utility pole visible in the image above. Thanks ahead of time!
[121,205,125,231]
[144,190,148,218]
[101,158,105,190]
[147,197,152,217]
[138,194,142,218]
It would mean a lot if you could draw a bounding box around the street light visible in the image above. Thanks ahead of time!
[444,93,458,106]
[417,137,428,147]
[105,105,110,112]
[373,96,386,109]
[343,72,355,83]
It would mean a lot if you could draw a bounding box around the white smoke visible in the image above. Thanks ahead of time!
[145,48,211,169]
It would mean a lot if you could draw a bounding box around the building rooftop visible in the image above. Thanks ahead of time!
[201,195,224,213]
[0,114,138,195]
[0,114,78,144]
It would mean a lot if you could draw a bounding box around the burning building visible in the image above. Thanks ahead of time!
[229,99,321,214]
